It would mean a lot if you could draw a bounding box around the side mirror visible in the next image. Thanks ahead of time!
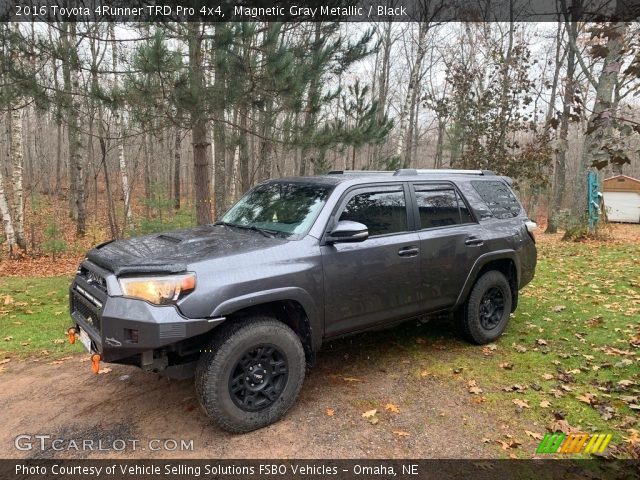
[326,220,369,243]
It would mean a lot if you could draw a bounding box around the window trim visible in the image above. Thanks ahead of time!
[322,183,413,243]
[410,182,478,232]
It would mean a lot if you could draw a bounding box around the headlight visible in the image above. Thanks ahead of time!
[118,273,196,305]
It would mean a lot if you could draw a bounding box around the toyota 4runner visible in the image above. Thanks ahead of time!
[69,168,537,432]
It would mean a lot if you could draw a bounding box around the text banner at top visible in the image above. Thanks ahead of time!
[2,0,640,22]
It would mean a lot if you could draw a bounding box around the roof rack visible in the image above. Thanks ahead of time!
[327,169,495,176]
[327,170,394,175]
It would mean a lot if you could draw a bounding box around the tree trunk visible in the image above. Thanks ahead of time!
[0,156,17,255]
[299,23,323,176]
[173,126,181,210]
[212,25,227,218]
[188,23,213,225]
[238,103,250,194]
[546,21,573,234]
[110,23,132,228]
[572,22,626,229]
[9,106,26,250]
[434,119,445,168]
[396,22,428,167]
[143,134,151,218]
[258,97,274,182]
[62,23,86,236]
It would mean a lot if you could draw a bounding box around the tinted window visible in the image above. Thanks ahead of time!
[458,191,473,223]
[339,190,407,236]
[415,188,473,229]
[222,182,332,236]
[471,181,521,218]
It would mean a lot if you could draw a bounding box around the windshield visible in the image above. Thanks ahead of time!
[221,182,332,238]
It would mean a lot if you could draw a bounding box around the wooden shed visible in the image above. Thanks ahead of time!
[603,175,640,223]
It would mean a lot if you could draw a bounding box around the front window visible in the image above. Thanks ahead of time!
[221,182,332,237]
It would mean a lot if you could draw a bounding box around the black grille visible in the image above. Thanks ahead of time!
[72,294,102,332]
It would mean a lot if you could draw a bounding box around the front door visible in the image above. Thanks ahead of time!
[321,185,421,336]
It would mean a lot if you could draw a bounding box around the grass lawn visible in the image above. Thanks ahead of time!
[0,229,638,457]
[394,232,640,457]
[0,276,84,359]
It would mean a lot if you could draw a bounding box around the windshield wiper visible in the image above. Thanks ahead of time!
[215,221,275,238]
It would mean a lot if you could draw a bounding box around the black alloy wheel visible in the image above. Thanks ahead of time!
[478,286,505,331]
[229,344,289,411]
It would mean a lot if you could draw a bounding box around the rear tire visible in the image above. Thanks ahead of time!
[195,317,306,433]
[456,270,512,345]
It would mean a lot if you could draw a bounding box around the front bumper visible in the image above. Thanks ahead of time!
[69,261,223,363]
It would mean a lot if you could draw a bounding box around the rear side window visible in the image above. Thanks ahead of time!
[471,181,521,218]
[414,187,474,229]
[339,189,407,236]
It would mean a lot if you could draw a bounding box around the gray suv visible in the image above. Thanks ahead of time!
[69,169,536,432]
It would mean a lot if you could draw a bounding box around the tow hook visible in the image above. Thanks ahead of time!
[67,327,76,345]
[91,353,101,374]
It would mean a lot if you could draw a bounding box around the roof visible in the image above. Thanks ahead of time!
[603,175,640,193]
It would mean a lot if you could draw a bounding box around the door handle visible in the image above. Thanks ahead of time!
[398,246,419,257]
[464,236,484,246]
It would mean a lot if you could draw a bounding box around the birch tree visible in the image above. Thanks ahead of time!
[110,23,132,228]
[395,22,428,168]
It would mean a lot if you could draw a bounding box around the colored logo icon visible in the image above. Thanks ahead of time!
[536,433,612,454]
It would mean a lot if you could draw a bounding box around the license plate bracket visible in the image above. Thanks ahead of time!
[78,327,92,353]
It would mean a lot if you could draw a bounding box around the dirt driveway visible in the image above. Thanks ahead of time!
[0,322,543,460]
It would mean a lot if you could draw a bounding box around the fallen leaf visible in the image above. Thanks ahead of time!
[537,339,548,346]
[513,399,530,409]
[342,376,362,383]
[0,359,10,365]
[552,305,566,313]
[548,419,576,434]
[362,409,377,418]
[98,367,112,375]
[542,373,554,380]
[540,400,552,408]
[526,430,543,440]
[503,384,527,393]
[499,362,514,370]
[326,408,334,417]
[483,344,498,356]
[52,339,65,345]
[576,393,597,405]
[420,370,429,378]
[3,336,13,342]
[384,403,400,414]
[392,430,410,437]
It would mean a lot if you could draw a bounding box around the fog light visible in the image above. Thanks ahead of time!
[125,328,139,344]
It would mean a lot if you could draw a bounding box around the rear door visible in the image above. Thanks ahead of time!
[410,183,486,311]
[321,184,421,336]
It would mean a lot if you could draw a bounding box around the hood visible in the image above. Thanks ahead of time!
[87,224,286,276]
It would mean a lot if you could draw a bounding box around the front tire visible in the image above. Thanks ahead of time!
[456,270,513,345]
[195,317,306,433]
